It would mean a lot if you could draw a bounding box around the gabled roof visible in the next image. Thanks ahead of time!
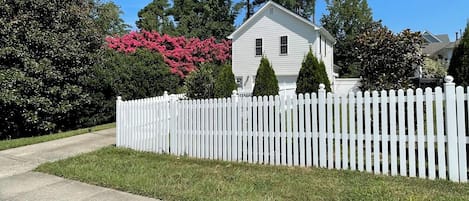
[422,31,442,43]
[227,1,336,44]
[435,34,450,43]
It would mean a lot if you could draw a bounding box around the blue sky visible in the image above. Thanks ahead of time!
[113,0,468,41]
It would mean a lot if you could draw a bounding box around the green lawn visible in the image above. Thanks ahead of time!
[0,123,115,151]
[36,146,469,201]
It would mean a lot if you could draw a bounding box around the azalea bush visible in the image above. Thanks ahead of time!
[106,31,232,77]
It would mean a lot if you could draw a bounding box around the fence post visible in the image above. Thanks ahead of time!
[116,96,122,147]
[232,90,239,102]
[164,91,169,101]
[318,83,327,168]
[444,75,460,182]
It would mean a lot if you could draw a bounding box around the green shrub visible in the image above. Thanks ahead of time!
[448,23,469,86]
[83,49,181,126]
[252,57,279,96]
[296,50,331,94]
[422,58,446,79]
[185,64,215,99]
[214,64,237,98]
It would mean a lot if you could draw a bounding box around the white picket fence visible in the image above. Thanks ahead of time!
[116,77,469,182]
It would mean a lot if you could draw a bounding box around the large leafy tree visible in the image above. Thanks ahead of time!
[136,0,175,35]
[448,23,469,86]
[320,0,381,77]
[354,28,424,91]
[170,0,237,39]
[0,0,103,138]
[90,0,130,36]
[250,0,315,21]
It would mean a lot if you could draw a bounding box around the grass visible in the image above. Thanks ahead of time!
[0,123,115,151]
[37,146,469,201]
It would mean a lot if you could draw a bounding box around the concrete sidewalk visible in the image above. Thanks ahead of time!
[0,129,159,201]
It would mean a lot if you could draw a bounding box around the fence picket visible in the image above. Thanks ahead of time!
[259,97,265,164]
[425,88,436,179]
[243,97,249,162]
[280,96,287,165]
[349,92,356,171]
[364,91,372,173]
[263,96,269,163]
[299,94,305,167]
[238,97,243,162]
[327,93,334,169]
[253,97,259,164]
[372,91,380,174]
[407,89,416,177]
[356,92,364,171]
[247,97,253,163]
[275,96,281,165]
[342,95,349,170]
[312,93,319,167]
[434,87,446,179]
[293,95,299,166]
[398,89,407,176]
[456,87,467,182]
[334,95,341,169]
[305,93,312,167]
[269,96,275,165]
[381,90,389,175]
[287,96,293,166]
[389,90,398,176]
[416,89,426,178]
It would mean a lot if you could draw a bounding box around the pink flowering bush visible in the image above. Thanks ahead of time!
[106,31,231,77]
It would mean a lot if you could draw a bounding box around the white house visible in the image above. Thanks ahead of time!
[228,1,336,96]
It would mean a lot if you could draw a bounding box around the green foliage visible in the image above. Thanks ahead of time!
[296,50,331,93]
[185,64,216,99]
[422,58,446,79]
[169,0,237,39]
[84,49,181,125]
[0,0,102,139]
[355,28,424,91]
[320,0,381,77]
[90,0,130,36]
[448,24,469,86]
[249,0,315,21]
[136,0,176,35]
[214,64,237,98]
[253,57,279,96]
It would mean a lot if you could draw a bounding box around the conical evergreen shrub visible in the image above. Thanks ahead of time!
[448,23,469,86]
[252,56,279,96]
[296,50,331,94]
[184,65,214,99]
[214,64,237,98]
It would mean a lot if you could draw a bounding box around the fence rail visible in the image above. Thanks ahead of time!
[116,78,469,182]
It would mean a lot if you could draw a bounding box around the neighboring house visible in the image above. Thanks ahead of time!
[228,1,336,96]
[422,31,459,67]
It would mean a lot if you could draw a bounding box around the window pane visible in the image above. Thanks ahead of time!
[281,36,287,45]
[256,38,262,46]
[281,46,287,54]
[256,47,262,56]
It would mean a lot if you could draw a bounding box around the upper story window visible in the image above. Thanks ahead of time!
[280,36,288,55]
[255,38,262,56]
[319,35,322,55]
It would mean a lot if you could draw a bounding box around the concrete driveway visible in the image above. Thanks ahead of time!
[0,128,159,201]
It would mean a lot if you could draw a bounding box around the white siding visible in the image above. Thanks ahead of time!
[231,4,335,92]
